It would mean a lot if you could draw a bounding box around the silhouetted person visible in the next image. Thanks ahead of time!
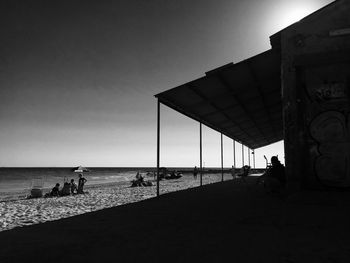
[50,183,60,197]
[231,165,236,178]
[257,156,286,193]
[132,171,146,187]
[70,179,78,194]
[77,174,87,194]
[193,166,198,180]
[60,182,71,196]
[235,165,250,182]
[135,171,143,182]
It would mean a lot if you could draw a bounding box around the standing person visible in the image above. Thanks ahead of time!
[77,174,87,194]
[231,165,236,179]
[135,171,142,181]
[193,166,198,180]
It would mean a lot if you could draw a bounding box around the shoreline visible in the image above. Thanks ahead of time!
[0,180,130,203]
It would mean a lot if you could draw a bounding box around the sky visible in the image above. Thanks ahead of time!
[0,0,334,167]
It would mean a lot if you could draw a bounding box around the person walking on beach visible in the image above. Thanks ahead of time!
[193,166,198,180]
[77,174,87,194]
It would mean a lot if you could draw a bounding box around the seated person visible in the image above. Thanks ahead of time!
[70,179,78,194]
[50,183,60,197]
[132,172,144,187]
[60,182,71,196]
[235,165,250,181]
[257,156,286,193]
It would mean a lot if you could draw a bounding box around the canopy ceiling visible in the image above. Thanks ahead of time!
[155,49,283,149]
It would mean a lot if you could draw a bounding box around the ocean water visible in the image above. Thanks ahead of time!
[0,167,259,201]
[0,167,156,200]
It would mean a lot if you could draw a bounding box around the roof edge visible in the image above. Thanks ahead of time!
[155,49,279,98]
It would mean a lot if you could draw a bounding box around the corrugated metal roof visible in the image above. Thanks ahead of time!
[155,49,283,149]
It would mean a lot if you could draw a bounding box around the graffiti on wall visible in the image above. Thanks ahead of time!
[309,111,350,187]
[301,62,350,188]
[315,82,347,101]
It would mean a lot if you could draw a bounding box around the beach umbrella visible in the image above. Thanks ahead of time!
[72,166,90,172]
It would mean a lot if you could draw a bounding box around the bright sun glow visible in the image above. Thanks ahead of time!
[279,6,313,27]
[265,1,329,34]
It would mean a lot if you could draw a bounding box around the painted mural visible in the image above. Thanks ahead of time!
[310,111,350,187]
[304,64,349,187]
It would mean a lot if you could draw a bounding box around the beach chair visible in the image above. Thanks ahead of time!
[256,155,274,185]
[29,178,44,198]
[264,155,272,169]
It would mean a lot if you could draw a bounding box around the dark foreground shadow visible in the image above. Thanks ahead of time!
[0,177,350,263]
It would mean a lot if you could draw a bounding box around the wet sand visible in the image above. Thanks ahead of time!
[1,177,350,263]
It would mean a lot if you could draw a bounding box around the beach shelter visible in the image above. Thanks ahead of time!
[155,49,283,150]
[154,49,283,196]
[154,0,350,192]
[270,0,350,188]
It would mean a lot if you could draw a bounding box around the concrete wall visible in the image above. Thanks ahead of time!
[280,0,350,189]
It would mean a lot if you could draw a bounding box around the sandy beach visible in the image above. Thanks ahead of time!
[0,173,233,232]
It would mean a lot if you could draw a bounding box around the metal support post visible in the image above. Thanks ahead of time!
[156,99,160,197]
[242,143,244,166]
[200,122,203,186]
[252,150,256,168]
[248,148,251,167]
[221,133,224,182]
[233,140,236,173]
